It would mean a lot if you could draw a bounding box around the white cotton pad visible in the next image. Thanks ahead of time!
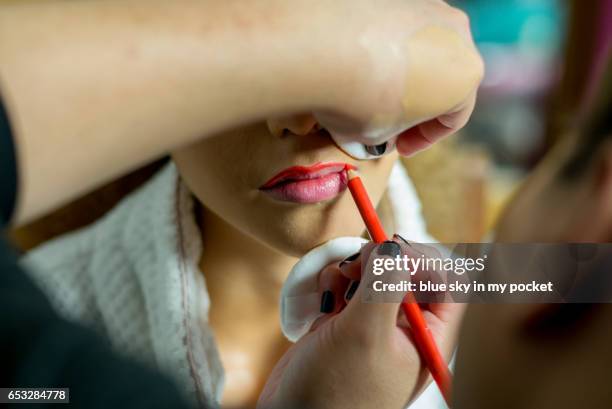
[335,138,398,160]
[280,237,368,342]
[313,113,402,160]
[329,132,398,161]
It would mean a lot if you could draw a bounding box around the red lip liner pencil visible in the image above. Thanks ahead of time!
[346,167,452,406]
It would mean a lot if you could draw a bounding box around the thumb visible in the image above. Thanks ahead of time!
[341,241,412,337]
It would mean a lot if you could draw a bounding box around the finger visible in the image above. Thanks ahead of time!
[342,241,412,336]
[423,303,467,360]
[395,116,454,156]
[338,251,362,281]
[394,233,443,261]
[395,126,431,156]
[396,91,477,157]
[437,91,477,131]
[393,236,458,306]
[338,251,363,304]
[343,280,360,302]
[310,264,350,332]
[318,263,350,315]
[390,236,467,357]
[418,118,455,144]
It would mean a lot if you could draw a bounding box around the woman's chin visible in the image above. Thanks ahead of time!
[260,222,365,258]
[244,202,366,257]
[268,235,341,258]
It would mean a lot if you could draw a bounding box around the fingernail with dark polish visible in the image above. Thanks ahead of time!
[378,241,401,257]
[393,234,412,246]
[320,290,335,313]
[345,280,360,301]
[339,252,360,267]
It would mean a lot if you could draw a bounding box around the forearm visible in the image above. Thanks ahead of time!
[0,0,329,224]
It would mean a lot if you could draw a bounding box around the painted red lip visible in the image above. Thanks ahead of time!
[260,162,357,203]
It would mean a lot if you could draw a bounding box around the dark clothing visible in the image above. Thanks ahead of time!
[0,98,193,408]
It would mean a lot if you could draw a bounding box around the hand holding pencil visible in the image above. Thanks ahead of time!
[345,167,455,405]
[260,169,463,409]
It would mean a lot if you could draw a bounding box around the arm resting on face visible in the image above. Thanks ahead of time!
[0,0,483,225]
[0,0,329,225]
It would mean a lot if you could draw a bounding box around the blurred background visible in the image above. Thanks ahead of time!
[9,0,612,249]
[404,0,610,242]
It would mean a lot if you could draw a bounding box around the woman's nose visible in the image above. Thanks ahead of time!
[267,114,319,138]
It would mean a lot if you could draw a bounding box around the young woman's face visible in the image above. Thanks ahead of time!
[172,115,398,256]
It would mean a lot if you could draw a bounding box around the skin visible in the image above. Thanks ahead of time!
[0,0,483,406]
[0,0,483,225]
[260,242,464,409]
[173,116,396,257]
[455,132,612,409]
[402,26,479,120]
[173,114,397,406]
[495,135,612,243]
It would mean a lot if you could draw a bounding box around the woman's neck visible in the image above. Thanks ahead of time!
[196,205,296,407]
[197,204,298,312]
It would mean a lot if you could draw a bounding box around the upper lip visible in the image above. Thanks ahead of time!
[260,162,356,189]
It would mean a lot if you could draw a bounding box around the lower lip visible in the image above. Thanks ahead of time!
[261,171,348,203]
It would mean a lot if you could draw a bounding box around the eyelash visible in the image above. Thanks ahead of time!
[336,137,398,160]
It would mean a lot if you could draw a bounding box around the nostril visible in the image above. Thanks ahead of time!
[267,114,321,137]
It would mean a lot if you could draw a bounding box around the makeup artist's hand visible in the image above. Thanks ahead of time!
[259,238,464,409]
[311,0,484,156]
[2,0,481,223]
